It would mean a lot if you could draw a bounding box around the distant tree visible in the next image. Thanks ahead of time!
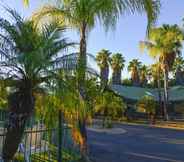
[128,59,142,86]
[140,24,184,120]
[110,53,125,85]
[96,49,111,88]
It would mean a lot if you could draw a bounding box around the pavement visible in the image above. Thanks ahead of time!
[88,123,184,162]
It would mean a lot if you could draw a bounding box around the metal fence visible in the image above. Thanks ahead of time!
[0,110,80,162]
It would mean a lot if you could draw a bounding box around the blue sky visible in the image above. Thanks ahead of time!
[0,0,184,77]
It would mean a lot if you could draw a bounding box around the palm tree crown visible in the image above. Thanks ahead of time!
[0,10,73,90]
[110,53,125,84]
[140,24,183,70]
[110,53,125,71]
[29,0,160,31]
[128,59,142,86]
[96,49,111,69]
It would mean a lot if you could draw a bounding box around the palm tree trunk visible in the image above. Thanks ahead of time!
[101,66,109,88]
[157,68,163,118]
[163,67,169,121]
[132,69,140,86]
[78,23,87,87]
[112,70,121,85]
[112,71,116,85]
[117,70,121,85]
[78,22,88,157]
[2,90,34,161]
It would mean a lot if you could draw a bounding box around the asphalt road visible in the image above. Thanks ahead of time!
[88,123,184,162]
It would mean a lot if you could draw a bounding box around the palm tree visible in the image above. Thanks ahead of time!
[96,49,111,88]
[28,0,160,155]
[140,65,149,87]
[128,59,142,86]
[140,24,184,120]
[110,53,125,85]
[31,0,160,91]
[172,56,184,85]
[0,9,73,161]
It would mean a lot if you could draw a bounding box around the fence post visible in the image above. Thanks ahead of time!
[58,110,63,162]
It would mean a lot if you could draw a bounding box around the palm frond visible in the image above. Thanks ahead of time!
[23,0,29,7]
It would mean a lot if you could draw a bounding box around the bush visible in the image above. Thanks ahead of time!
[95,91,126,128]
[122,78,132,86]
[137,95,157,124]
[14,153,24,162]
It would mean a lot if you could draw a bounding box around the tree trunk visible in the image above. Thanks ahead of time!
[101,66,109,88]
[2,90,34,161]
[112,70,121,85]
[157,67,163,118]
[78,119,88,158]
[77,23,88,157]
[78,23,87,88]
[132,69,140,86]
[163,67,169,121]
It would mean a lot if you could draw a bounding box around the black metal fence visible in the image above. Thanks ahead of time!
[0,110,81,162]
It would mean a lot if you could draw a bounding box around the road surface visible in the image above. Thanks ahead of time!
[88,123,184,162]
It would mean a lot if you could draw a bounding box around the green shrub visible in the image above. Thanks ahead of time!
[137,95,157,124]
[95,91,126,128]
[14,153,24,162]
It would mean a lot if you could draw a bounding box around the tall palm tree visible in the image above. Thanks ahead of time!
[28,0,160,155]
[31,0,160,86]
[172,56,184,85]
[140,65,149,87]
[110,53,125,85]
[0,9,73,161]
[31,0,160,95]
[96,49,111,88]
[128,59,142,86]
[140,24,184,120]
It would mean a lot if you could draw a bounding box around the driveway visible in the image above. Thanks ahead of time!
[88,123,184,162]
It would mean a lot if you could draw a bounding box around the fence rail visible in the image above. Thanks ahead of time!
[0,110,80,162]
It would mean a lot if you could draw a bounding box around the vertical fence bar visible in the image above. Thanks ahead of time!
[58,110,63,162]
